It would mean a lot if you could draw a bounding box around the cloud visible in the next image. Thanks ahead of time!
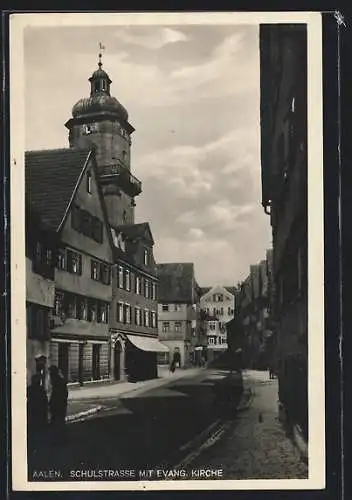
[113,27,190,50]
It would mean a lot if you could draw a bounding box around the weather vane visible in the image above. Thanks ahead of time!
[98,42,106,67]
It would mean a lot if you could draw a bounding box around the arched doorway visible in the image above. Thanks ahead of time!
[114,341,122,380]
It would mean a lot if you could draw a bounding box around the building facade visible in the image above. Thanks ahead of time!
[64,57,164,381]
[260,24,308,439]
[109,223,166,382]
[199,286,235,361]
[26,148,114,384]
[26,204,57,389]
[228,252,274,370]
[157,263,206,367]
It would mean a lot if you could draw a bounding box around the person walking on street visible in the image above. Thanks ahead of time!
[49,365,68,437]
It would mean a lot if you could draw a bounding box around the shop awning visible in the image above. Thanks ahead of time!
[126,335,169,353]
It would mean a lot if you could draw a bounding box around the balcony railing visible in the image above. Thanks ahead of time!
[99,161,142,196]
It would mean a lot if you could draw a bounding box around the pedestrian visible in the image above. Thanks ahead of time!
[170,360,176,373]
[27,373,49,441]
[49,365,68,436]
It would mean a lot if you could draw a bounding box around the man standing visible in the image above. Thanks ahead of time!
[27,373,49,447]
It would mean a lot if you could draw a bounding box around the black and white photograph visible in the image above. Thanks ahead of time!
[10,12,325,491]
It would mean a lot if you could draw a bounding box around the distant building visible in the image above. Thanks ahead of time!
[260,24,308,439]
[157,263,206,367]
[229,252,274,369]
[199,286,235,360]
[25,204,58,390]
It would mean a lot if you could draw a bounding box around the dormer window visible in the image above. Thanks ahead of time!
[94,81,100,93]
[101,79,106,91]
[122,150,127,161]
[86,172,92,194]
[144,249,148,266]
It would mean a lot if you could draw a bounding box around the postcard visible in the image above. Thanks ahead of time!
[10,11,325,492]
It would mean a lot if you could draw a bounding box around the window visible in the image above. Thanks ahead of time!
[220,307,224,315]
[44,249,53,267]
[151,311,157,328]
[57,248,66,270]
[91,260,100,281]
[117,302,124,323]
[162,304,169,312]
[81,210,91,236]
[66,294,77,319]
[88,299,97,322]
[71,204,104,244]
[144,309,149,327]
[125,304,131,324]
[71,204,80,232]
[54,291,64,317]
[98,302,109,324]
[77,297,88,321]
[175,321,182,332]
[118,266,124,288]
[125,270,131,291]
[66,250,82,275]
[144,249,148,266]
[291,96,296,113]
[162,322,170,333]
[86,172,92,194]
[122,210,127,223]
[152,282,157,300]
[91,217,103,243]
[135,276,141,294]
[208,337,215,345]
[122,150,127,161]
[101,263,111,285]
[174,304,182,312]
[144,279,149,298]
[135,307,141,326]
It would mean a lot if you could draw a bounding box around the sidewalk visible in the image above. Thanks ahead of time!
[66,366,203,422]
[188,370,308,479]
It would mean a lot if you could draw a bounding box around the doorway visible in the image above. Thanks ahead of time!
[92,344,101,380]
[114,341,121,380]
[78,343,84,385]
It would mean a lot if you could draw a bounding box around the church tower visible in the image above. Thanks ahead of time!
[65,53,141,227]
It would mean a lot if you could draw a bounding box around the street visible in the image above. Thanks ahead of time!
[28,369,307,481]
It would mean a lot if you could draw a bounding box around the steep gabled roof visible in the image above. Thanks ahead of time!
[114,222,154,245]
[157,263,195,303]
[25,148,92,232]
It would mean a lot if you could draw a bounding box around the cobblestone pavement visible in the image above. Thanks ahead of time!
[189,370,308,479]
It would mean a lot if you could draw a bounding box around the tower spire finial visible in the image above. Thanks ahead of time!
[98,42,106,68]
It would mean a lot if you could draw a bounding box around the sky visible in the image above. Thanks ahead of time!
[24,23,272,287]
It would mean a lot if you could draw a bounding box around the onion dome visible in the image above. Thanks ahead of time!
[71,55,129,122]
[72,94,129,121]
